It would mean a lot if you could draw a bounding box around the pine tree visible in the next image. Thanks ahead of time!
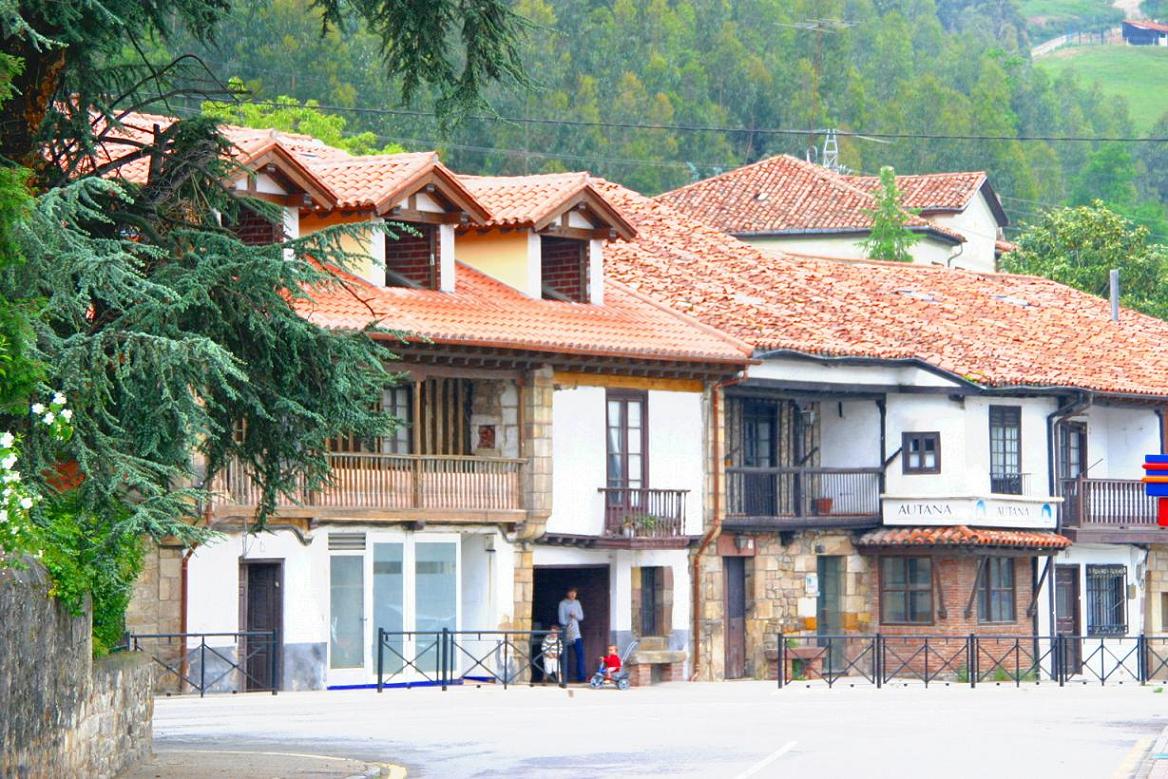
[861,166,920,263]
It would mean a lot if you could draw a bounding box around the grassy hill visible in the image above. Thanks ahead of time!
[1020,0,1123,37]
[1039,45,1168,132]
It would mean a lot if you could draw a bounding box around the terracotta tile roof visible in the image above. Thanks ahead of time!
[844,171,987,213]
[655,154,961,241]
[599,180,1168,398]
[1125,18,1168,32]
[458,173,636,237]
[304,152,438,209]
[857,525,1071,550]
[995,239,1018,255]
[295,261,752,367]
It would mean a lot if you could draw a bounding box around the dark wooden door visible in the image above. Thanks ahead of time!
[724,557,747,679]
[742,402,777,516]
[817,556,844,669]
[1055,565,1081,675]
[242,562,283,691]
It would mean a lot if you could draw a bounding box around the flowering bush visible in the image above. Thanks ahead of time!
[0,392,74,558]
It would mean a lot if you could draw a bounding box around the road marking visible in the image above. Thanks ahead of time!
[1111,736,1153,779]
[731,741,797,779]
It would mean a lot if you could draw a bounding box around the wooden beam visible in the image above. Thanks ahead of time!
[553,371,704,393]
[934,558,948,619]
[388,207,462,225]
[964,556,989,619]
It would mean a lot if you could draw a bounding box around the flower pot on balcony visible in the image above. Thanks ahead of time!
[812,497,833,516]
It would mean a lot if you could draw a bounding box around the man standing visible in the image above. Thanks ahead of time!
[558,587,585,682]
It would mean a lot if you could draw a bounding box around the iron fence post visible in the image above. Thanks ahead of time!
[270,629,279,695]
[874,634,881,689]
[441,628,449,691]
[200,637,207,698]
[923,637,929,688]
[967,634,976,689]
[1014,639,1020,687]
[777,634,785,689]
[1140,634,1148,684]
[377,628,384,693]
[826,636,834,687]
[559,635,567,689]
[503,636,509,690]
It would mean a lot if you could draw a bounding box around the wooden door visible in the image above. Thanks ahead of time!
[741,402,777,516]
[724,557,747,679]
[1055,565,1081,675]
[817,556,844,670]
[241,561,283,691]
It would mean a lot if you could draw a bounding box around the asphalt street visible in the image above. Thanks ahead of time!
[146,680,1167,778]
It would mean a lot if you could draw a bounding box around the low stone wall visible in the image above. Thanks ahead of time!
[1,560,154,779]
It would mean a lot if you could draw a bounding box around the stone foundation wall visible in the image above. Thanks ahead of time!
[1146,546,1168,634]
[1,561,154,778]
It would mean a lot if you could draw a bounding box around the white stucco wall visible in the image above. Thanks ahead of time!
[819,398,882,468]
[928,192,1001,273]
[1036,544,1147,642]
[549,385,706,536]
[742,232,959,266]
[1075,405,1161,479]
[748,356,960,389]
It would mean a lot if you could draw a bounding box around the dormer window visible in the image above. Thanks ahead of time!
[386,223,438,289]
[541,237,589,303]
[228,205,283,246]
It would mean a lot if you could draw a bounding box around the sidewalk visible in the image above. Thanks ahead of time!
[119,749,404,779]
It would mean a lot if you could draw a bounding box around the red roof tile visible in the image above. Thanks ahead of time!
[1125,18,1168,32]
[656,154,961,241]
[599,180,1168,398]
[460,173,636,238]
[844,171,987,213]
[857,526,1071,550]
[295,261,752,367]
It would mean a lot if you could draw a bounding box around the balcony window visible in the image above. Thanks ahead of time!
[880,557,933,625]
[330,385,413,454]
[976,558,1016,623]
[606,391,647,491]
[902,432,940,475]
[989,406,1022,494]
[1086,564,1127,636]
[1059,422,1087,481]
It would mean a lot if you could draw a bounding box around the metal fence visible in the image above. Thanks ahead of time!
[376,628,567,691]
[776,634,1168,689]
[124,631,279,697]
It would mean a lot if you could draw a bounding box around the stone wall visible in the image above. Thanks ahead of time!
[1,561,154,778]
[1146,545,1168,634]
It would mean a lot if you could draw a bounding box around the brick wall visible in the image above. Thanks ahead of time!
[386,225,435,288]
[230,206,282,246]
[541,238,586,302]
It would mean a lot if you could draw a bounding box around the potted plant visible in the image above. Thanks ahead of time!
[623,513,658,536]
[812,496,833,515]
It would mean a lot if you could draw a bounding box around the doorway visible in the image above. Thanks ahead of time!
[240,560,283,691]
[1055,565,1082,675]
[817,556,844,669]
[724,557,747,679]
[532,565,610,682]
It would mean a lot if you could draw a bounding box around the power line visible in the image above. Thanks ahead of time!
[220,96,1168,144]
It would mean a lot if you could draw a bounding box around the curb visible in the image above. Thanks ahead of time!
[1133,724,1168,779]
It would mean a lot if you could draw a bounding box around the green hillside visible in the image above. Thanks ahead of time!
[1020,0,1122,37]
[1040,46,1168,132]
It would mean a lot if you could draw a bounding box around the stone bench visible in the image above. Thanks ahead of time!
[626,637,687,686]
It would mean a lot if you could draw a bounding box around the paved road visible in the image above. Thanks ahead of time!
[150,681,1166,778]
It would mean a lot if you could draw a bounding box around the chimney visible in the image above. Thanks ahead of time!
[1110,268,1120,322]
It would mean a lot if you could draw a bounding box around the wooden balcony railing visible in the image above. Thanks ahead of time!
[210,453,526,513]
[1059,478,1157,527]
[598,488,689,539]
[725,466,883,522]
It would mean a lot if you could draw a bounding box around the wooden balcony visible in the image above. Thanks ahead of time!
[725,466,883,530]
[1059,478,1168,544]
[596,487,691,549]
[210,453,528,523]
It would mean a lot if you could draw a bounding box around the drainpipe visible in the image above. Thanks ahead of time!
[690,372,744,681]
[1043,391,1091,641]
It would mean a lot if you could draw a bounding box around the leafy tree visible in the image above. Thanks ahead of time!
[203,81,405,155]
[861,166,920,263]
[1001,202,1168,321]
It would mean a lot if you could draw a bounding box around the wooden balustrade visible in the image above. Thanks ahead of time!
[1059,478,1157,527]
[725,466,883,520]
[210,453,526,513]
[598,488,689,538]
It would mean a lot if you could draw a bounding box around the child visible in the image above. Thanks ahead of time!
[541,625,562,683]
[598,644,622,682]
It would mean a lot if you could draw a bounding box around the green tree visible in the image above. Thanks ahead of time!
[1001,203,1168,321]
[861,166,920,263]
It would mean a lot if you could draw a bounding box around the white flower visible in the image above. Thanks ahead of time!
[52,392,66,406]
[0,510,7,523]
[0,432,12,448]
[30,403,44,415]
[42,412,54,424]
[60,409,73,421]
[3,471,19,483]
[1,454,15,470]
[18,497,32,510]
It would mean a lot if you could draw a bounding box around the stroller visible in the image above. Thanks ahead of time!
[589,640,639,690]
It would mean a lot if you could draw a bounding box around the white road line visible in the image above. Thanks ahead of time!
[731,740,798,779]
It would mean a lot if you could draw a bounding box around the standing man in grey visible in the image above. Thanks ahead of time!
[558,587,585,682]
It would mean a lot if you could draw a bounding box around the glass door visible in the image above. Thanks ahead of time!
[327,552,367,687]
[371,541,405,679]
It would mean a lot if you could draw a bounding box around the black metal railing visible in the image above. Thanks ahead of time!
[989,471,1031,496]
[776,633,1168,689]
[124,631,279,697]
[376,628,567,691]
[726,467,882,521]
[598,487,688,538]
